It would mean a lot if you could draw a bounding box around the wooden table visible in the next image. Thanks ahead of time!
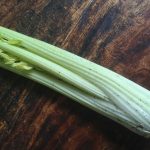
[0,0,150,149]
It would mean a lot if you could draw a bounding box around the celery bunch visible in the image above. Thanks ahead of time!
[0,26,150,137]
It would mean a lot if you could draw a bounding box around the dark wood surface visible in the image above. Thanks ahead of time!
[0,0,150,150]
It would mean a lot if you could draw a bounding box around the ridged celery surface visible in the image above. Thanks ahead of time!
[0,26,150,137]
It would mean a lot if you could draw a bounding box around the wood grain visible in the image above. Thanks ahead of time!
[0,0,150,150]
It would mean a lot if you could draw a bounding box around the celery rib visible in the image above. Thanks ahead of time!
[0,26,150,138]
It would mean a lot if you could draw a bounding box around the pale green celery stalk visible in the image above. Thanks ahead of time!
[0,26,150,137]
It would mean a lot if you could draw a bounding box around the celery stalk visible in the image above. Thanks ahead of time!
[0,26,150,138]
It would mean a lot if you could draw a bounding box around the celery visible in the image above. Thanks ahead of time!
[0,26,150,138]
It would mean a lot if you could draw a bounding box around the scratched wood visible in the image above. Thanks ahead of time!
[0,0,150,150]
